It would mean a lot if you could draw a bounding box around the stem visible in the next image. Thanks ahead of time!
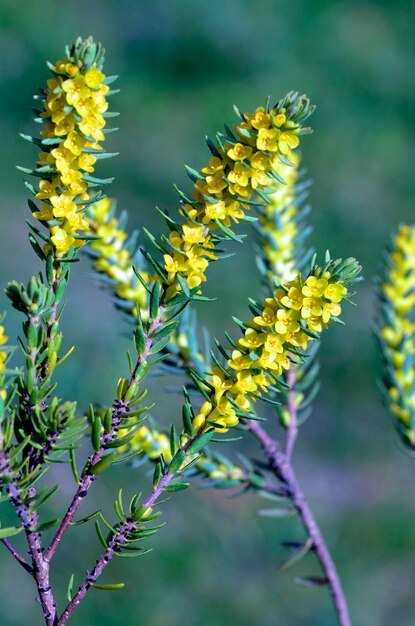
[0,537,33,574]
[0,449,57,625]
[46,309,166,562]
[246,420,352,626]
[44,403,126,562]
[57,421,206,624]
[57,472,174,626]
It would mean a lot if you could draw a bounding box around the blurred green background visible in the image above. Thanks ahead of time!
[0,0,415,624]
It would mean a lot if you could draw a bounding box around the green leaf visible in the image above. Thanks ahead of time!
[187,430,215,455]
[95,521,109,549]
[103,409,113,434]
[90,452,117,475]
[134,326,146,355]
[37,519,60,532]
[91,416,102,453]
[257,508,296,518]
[164,482,190,492]
[71,510,101,526]
[35,484,60,509]
[169,424,179,457]
[182,402,193,436]
[295,576,328,588]
[69,446,80,485]
[91,583,125,590]
[67,574,74,602]
[278,538,313,572]
[149,280,162,319]
[153,462,162,488]
[0,526,23,540]
[168,449,185,474]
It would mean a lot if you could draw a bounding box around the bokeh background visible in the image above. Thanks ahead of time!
[0,1,414,624]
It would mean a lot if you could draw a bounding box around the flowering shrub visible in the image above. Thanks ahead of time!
[9,35,415,626]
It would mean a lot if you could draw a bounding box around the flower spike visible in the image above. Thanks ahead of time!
[21,36,116,257]
[378,224,415,446]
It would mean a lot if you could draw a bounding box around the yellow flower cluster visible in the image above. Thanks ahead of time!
[0,324,9,402]
[196,456,244,482]
[163,105,303,297]
[87,198,151,318]
[261,152,301,283]
[126,424,172,461]
[0,324,8,375]
[380,224,415,434]
[122,421,243,482]
[192,271,347,431]
[33,51,109,255]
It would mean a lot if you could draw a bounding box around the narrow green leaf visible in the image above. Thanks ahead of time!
[187,430,215,455]
[279,538,313,572]
[67,574,74,602]
[149,280,162,319]
[91,583,125,590]
[90,452,117,475]
[37,519,60,532]
[164,482,189,493]
[71,510,101,526]
[168,449,185,474]
[257,508,296,518]
[95,521,109,549]
[91,416,102,453]
[134,326,146,355]
[0,526,23,540]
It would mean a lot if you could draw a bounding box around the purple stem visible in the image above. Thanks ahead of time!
[0,537,33,574]
[57,472,173,626]
[0,449,57,625]
[44,404,125,562]
[45,309,165,562]
[246,420,352,626]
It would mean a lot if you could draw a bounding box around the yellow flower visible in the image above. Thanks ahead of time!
[274,309,300,335]
[278,131,300,155]
[306,316,323,333]
[281,287,303,311]
[272,113,286,127]
[181,224,206,246]
[204,201,227,221]
[63,130,85,156]
[201,157,224,175]
[379,224,415,437]
[264,333,284,354]
[324,283,347,303]
[228,163,252,187]
[302,276,328,298]
[322,302,341,324]
[253,305,278,328]
[256,128,280,152]
[84,67,105,88]
[50,228,75,253]
[86,198,151,319]
[32,41,110,256]
[50,193,76,218]
[226,143,252,161]
[206,173,227,194]
[238,328,266,350]
[61,75,89,107]
[160,98,308,296]
[227,350,252,371]
[247,107,271,130]
[301,297,323,319]
[193,401,213,431]
[192,263,352,432]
